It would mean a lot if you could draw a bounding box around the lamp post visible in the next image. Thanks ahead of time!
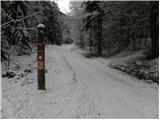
[37,24,45,90]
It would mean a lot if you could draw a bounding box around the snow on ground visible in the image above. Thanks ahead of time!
[1,45,98,118]
[57,45,158,118]
[1,44,159,118]
[88,48,159,83]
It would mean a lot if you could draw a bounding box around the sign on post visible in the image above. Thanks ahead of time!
[37,24,45,90]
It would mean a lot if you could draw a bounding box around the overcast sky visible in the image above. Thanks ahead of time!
[56,0,71,14]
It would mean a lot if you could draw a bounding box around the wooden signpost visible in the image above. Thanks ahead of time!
[37,24,45,90]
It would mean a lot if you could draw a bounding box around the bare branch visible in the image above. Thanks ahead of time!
[1,19,15,27]
[1,11,42,27]
[1,8,15,22]
[14,27,37,31]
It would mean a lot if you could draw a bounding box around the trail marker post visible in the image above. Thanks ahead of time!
[37,24,45,90]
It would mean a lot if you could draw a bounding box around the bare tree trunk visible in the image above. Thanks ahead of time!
[7,48,10,70]
[132,31,136,50]
[7,40,11,70]
[149,1,159,58]
[138,39,141,49]
[89,26,92,54]
[144,28,148,46]
[97,15,102,56]
[108,40,110,55]
[80,33,84,48]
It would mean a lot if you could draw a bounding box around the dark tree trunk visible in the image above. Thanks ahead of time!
[144,28,148,46]
[108,40,110,55]
[1,50,7,61]
[80,33,84,48]
[132,31,136,50]
[149,1,159,58]
[139,39,141,49]
[89,26,92,54]
[97,15,102,56]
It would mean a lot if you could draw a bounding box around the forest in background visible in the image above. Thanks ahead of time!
[63,1,159,59]
[1,1,63,61]
[1,1,159,68]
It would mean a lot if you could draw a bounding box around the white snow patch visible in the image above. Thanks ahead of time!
[1,45,158,118]
[1,45,97,118]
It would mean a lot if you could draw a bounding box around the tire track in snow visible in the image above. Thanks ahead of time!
[56,47,102,118]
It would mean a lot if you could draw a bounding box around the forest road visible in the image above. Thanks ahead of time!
[54,45,158,118]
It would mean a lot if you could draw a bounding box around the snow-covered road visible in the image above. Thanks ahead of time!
[2,45,158,118]
[56,45,158,118]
